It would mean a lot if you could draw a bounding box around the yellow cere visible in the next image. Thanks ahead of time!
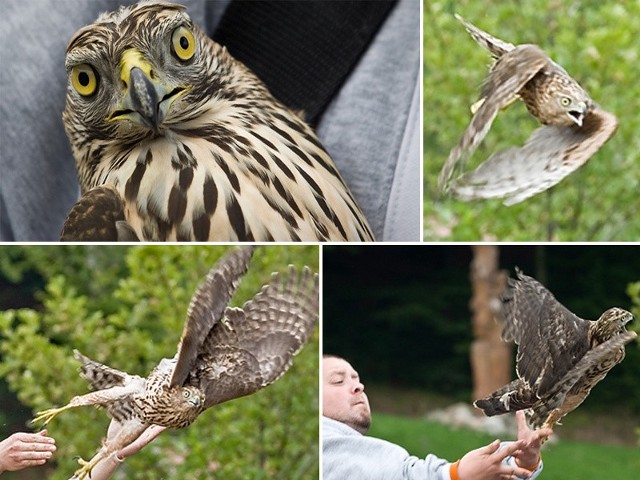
[120,48,154,86]
[71,64,98,96]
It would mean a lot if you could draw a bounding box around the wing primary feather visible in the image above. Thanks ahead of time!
[170,246,255,387]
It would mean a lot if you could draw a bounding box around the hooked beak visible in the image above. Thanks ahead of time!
[189,395,202,408]
[107,48,190,130]
[568,101,588,127]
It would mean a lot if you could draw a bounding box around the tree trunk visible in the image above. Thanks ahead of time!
[469,245,512,407]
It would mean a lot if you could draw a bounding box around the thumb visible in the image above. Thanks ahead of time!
[36,429,49,436]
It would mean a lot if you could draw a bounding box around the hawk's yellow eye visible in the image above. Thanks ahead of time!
[171,26,196,61]
[183,390,191,398]
[561,97,571,107]
[71,64,98,96]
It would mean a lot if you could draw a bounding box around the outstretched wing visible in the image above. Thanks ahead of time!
[449,107,618,205]
[528,330,637,428]
[170,246,255,388]
[501,269,592,396]
[439,44,549,191]
[454,14,515,59]
[194,265,319,408]
[73,350,140,423]
[61,185,138,241]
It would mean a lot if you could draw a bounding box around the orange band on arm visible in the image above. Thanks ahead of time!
[449,459,461,480]
[515,455,541,471]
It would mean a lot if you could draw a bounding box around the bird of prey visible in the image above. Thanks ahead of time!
[33,246,319,479]
[438,14,618,205]
[474,269,636,431]
[62,0,373,241]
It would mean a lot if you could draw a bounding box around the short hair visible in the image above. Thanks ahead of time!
[322,353,346,361]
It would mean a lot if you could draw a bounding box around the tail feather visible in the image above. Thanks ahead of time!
[474,378,537,416]
[74,349,127,390]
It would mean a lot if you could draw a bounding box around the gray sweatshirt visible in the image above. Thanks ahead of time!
[322,416,543,480]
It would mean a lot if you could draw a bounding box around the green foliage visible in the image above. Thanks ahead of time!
[424,0,640,240]
[370,413,640,479]
[0,245,319,479]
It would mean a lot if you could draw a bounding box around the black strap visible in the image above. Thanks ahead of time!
[212,0,397,124]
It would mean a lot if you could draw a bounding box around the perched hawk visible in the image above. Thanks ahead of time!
[33,246,319,479]
[474,269,636,430]
[438,15,618,205]
[62,1,373,241]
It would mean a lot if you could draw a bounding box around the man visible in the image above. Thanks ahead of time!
[0,430,56,473]
[323,355,552,480]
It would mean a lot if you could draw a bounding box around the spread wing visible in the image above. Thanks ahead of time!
[193,265,319,409]
[439,44,550,191]
[449,107,618,205]
[528,329,637,427]
[501,269,593,396]
[454,14,515,59]
[170,246,255,387]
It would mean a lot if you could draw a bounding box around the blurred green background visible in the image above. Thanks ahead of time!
[424,0,640,240]
[324,245,640,479]
[0,245,319,480]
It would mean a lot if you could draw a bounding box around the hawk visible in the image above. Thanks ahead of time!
[474,269,636,431]
[438,14,618,205]
[62,1,374,241]
[33,246,319,479]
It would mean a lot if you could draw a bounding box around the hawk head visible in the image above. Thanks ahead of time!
[591,307,635,344]
[140,384,206,428]
[63,2,232,150]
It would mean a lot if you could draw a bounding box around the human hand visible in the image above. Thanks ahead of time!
[457,439,533,480]
[512,410,552,470]
[105,420,166,459]
[0,429,56,473]
[118,424,166,458]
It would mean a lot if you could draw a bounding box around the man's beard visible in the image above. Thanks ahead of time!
[346,408,371,434]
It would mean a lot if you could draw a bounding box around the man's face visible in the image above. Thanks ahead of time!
[322,357,371,434]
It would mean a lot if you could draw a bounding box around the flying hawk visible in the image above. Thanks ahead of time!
[474,269,636,430]
[33,246,319,478]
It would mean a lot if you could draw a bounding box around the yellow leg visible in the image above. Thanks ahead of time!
[32,404,75,426]
[73,454,104,480]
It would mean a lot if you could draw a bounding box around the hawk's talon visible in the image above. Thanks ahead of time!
[32,405,71,425]
[73,455,100,480]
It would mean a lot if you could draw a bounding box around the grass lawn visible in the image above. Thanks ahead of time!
[369,413,639,480]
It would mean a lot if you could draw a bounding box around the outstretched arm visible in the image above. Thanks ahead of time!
[453,411,552,480]
[454,439,535,480]
[72,422,166,480]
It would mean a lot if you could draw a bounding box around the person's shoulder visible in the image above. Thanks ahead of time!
[322,416,361,438]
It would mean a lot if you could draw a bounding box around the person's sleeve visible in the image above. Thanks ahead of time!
[323,428,450,480]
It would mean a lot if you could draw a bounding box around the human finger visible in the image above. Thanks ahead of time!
[534,427,553,441]
[15,449,54,461]
[516,411,527,430]
[478,439,501,454]
[498,463,532,479]
[17,458,48,468]
[495,440,525,460]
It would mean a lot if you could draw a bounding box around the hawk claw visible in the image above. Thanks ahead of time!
[32,405,71,425]
[72,455,100,480]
